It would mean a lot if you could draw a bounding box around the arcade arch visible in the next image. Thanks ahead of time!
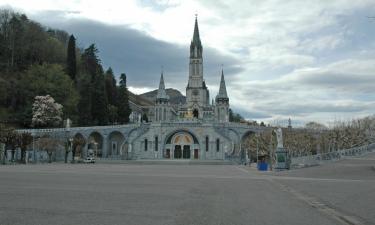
[165,130,200,159]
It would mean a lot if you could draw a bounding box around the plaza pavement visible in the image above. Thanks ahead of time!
[0,153,374,225]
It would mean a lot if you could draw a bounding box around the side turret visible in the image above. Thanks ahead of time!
[154,72,170,122]
[215,69,229,122]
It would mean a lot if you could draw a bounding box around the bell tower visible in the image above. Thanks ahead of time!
[186,15,210,115]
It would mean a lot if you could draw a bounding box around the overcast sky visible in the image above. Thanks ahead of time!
[1,0,375,125]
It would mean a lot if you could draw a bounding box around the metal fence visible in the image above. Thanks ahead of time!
[290,143,375,168]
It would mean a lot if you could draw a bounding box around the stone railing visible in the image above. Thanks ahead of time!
[16,124,141,135]
[290,143,375,168]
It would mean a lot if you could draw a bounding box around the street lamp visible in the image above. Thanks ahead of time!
[94,141,98,159]
[256,133,259,164]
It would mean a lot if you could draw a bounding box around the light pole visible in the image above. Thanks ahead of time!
[256,133,259,164]
[94,141,98,159]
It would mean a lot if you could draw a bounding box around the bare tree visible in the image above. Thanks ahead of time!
[37,136,61,163]
[72,135,86,163]
[16,132,33,163]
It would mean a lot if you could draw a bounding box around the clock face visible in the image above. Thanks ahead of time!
[193,89,199,96]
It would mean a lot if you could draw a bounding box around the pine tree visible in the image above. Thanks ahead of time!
[77,73,92,126]
[91,72,108,125]
[105,67,118,106]
[66,35,77,81]
[77,44,104,126]
[105,67,118,123]
[117,73,131,124]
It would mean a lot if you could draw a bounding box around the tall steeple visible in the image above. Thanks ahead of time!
[216,69,228,101]
[156,71,169,101]
[190,15,203,59]
[186,15,209,109]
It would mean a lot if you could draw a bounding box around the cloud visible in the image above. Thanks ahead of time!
[229,58,375,123]
[3,0,375,124]
[28,14,243,92]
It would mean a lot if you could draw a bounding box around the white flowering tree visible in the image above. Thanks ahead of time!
[31,95,63,128]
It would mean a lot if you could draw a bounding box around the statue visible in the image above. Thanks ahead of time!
[275,127,283,148]
[66,118,71,128]
[185,109,193,119]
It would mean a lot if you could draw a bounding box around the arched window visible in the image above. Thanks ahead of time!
[216,138,220,152]
[155,136,158,151]
[205,136,209,152]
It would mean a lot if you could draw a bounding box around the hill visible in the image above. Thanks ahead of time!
[139,88,186,105]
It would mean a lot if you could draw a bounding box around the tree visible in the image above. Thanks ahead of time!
[72,135,86,163]
[108,104,118,124]
[117,73,131,124]
[78,44,108,125]
[105,68,118,124]
[0,126,18,163]
[0,124,15,164]
[31,95,63,128]
[66,35,77,81]
[76,73,93,126]
[37,136,61,163]
[19,63,79,125]
[229,108,244,122]
[105,67,118,106]
[16,132,32,163]
[91,72,108,125]
[305,121,327,131]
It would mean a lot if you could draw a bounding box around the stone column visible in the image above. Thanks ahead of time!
[102,135,108,158]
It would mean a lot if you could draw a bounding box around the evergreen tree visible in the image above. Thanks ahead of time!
[117,73,131,124]
[66,35,77,81]
[77,73,92,126]
[91,72,108,125]
[105,67,118,106]
[77,44,102,126]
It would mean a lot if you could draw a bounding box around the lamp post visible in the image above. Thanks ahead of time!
[94,141,98,159]
[256,133,259,164]
[64,118,71,163]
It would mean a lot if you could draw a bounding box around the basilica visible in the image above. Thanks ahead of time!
[20,17,263,162]
[151,17,230,125]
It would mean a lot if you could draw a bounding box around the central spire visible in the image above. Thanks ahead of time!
[192,15,201,47]
[190,15,202,58]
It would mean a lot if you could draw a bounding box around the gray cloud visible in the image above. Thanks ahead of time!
[31,12,242,91]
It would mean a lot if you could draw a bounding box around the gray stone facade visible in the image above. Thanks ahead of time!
[18,122,266,161]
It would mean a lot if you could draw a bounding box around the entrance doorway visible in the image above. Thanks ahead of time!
[174,146,182,159]
[193,109,199,118]
[194,149,199,159]
[183,145,190,159]
[166,149,170,159]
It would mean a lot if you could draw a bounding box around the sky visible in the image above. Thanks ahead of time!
[1,0,375,126]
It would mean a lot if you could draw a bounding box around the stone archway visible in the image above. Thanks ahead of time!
[193,109,199,118]
[108,131,125,159]
[241,131,259,163]
[88,132,103,158]
[165,130,200,159]
[72,133,86,160]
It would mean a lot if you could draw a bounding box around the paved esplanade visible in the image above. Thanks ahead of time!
[1,154,374,225]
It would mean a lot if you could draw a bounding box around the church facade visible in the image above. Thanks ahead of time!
[19,18,266,162]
